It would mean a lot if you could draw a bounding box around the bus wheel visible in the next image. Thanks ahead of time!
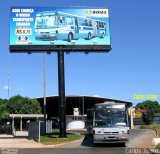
[88,33,91,40]
[68,33,73,42]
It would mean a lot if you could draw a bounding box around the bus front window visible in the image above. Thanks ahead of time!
[113,110,127,126]
[35,15,56,28]
[35,17,43,28]
[94,110,112,127]
[93,109,127,127]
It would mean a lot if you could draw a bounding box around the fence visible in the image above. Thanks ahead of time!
[153,116,160,124]
[133,118,145,125]
[0,125,12,134]
[28,120,52,142]
[134,115,160,125]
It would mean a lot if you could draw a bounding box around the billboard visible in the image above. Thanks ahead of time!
[10,7,111,52]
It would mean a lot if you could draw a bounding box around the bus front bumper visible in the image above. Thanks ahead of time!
[93,134,129,143]
[35,34,57,40]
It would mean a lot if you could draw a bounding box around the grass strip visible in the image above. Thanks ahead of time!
[41,132,83,145]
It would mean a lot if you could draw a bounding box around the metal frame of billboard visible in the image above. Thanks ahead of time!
[10,7,111,52]
[10,45,111,52]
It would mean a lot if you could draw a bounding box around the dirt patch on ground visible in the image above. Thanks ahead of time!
[126,129,157,148]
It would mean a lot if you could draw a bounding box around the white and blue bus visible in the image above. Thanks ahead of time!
[34,11,107,42]
[87,101,132,144]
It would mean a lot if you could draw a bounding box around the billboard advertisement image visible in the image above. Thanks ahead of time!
[10,7,111,52]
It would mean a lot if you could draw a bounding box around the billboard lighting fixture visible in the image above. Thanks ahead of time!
[71,40,76,45]
[27,51,32,54]
[93,40,97,45]
[85,51,89,54]
[50,40,55,44]
[66,51,70,54]
[28,41,32,44]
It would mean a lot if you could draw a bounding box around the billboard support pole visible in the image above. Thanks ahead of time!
[58,50,67,138]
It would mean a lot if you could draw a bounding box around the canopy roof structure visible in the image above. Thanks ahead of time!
[37,95,132,119]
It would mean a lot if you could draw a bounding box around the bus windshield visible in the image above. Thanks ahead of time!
[93,108,127,127]
[35,14,56,28]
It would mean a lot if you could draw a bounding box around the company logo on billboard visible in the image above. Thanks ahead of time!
[85,9,109,17]
[16,36,32,44]
[86,10,107,15]
[18,36,28,41]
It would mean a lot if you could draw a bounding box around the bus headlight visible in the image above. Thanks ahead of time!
[119,130,128,134]
[50,31,55,34]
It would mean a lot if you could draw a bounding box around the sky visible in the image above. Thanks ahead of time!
[1,0,160,106]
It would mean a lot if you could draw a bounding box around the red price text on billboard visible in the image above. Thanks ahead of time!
[15,28,32,35]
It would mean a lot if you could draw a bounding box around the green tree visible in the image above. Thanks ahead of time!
[0,99,9,123]
[7,95,42,114]
[0,95,42,124]
[136,100,160,113]
[135,100,160,124]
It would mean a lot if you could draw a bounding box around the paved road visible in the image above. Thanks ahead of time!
[0,133,126,154]
[0,129,157,154]
[16,147,126,154]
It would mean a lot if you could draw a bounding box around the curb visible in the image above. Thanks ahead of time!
[0,138,84,149]
[43,138,84,148]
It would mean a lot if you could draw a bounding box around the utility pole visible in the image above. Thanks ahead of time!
[7,62,10,99]
[43,52,47,133]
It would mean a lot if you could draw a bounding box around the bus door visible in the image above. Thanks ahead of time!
[96,21,100,36]
[74,17,79,33]
[92,20,98,37]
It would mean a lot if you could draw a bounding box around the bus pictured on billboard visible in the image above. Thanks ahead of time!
[34,11,107,42]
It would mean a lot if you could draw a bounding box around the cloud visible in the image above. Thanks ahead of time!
[93,94,100,97]
[3,85,10,90]
[18,88,23,92]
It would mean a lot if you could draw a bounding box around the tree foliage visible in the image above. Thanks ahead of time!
[6,95,42,114]
[0,95,42,124]
[135,100,160,113]
[135,100,160,124]
[0,99,9,123]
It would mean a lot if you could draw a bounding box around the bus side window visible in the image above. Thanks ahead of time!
[88,20,92,27]
[66,17,74,25]
[82,22,85,26]
[83,20,88,26]
[58,16,66,26]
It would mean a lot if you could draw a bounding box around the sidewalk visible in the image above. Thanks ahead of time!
[0,131,83,149]
[0,131,45,148]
